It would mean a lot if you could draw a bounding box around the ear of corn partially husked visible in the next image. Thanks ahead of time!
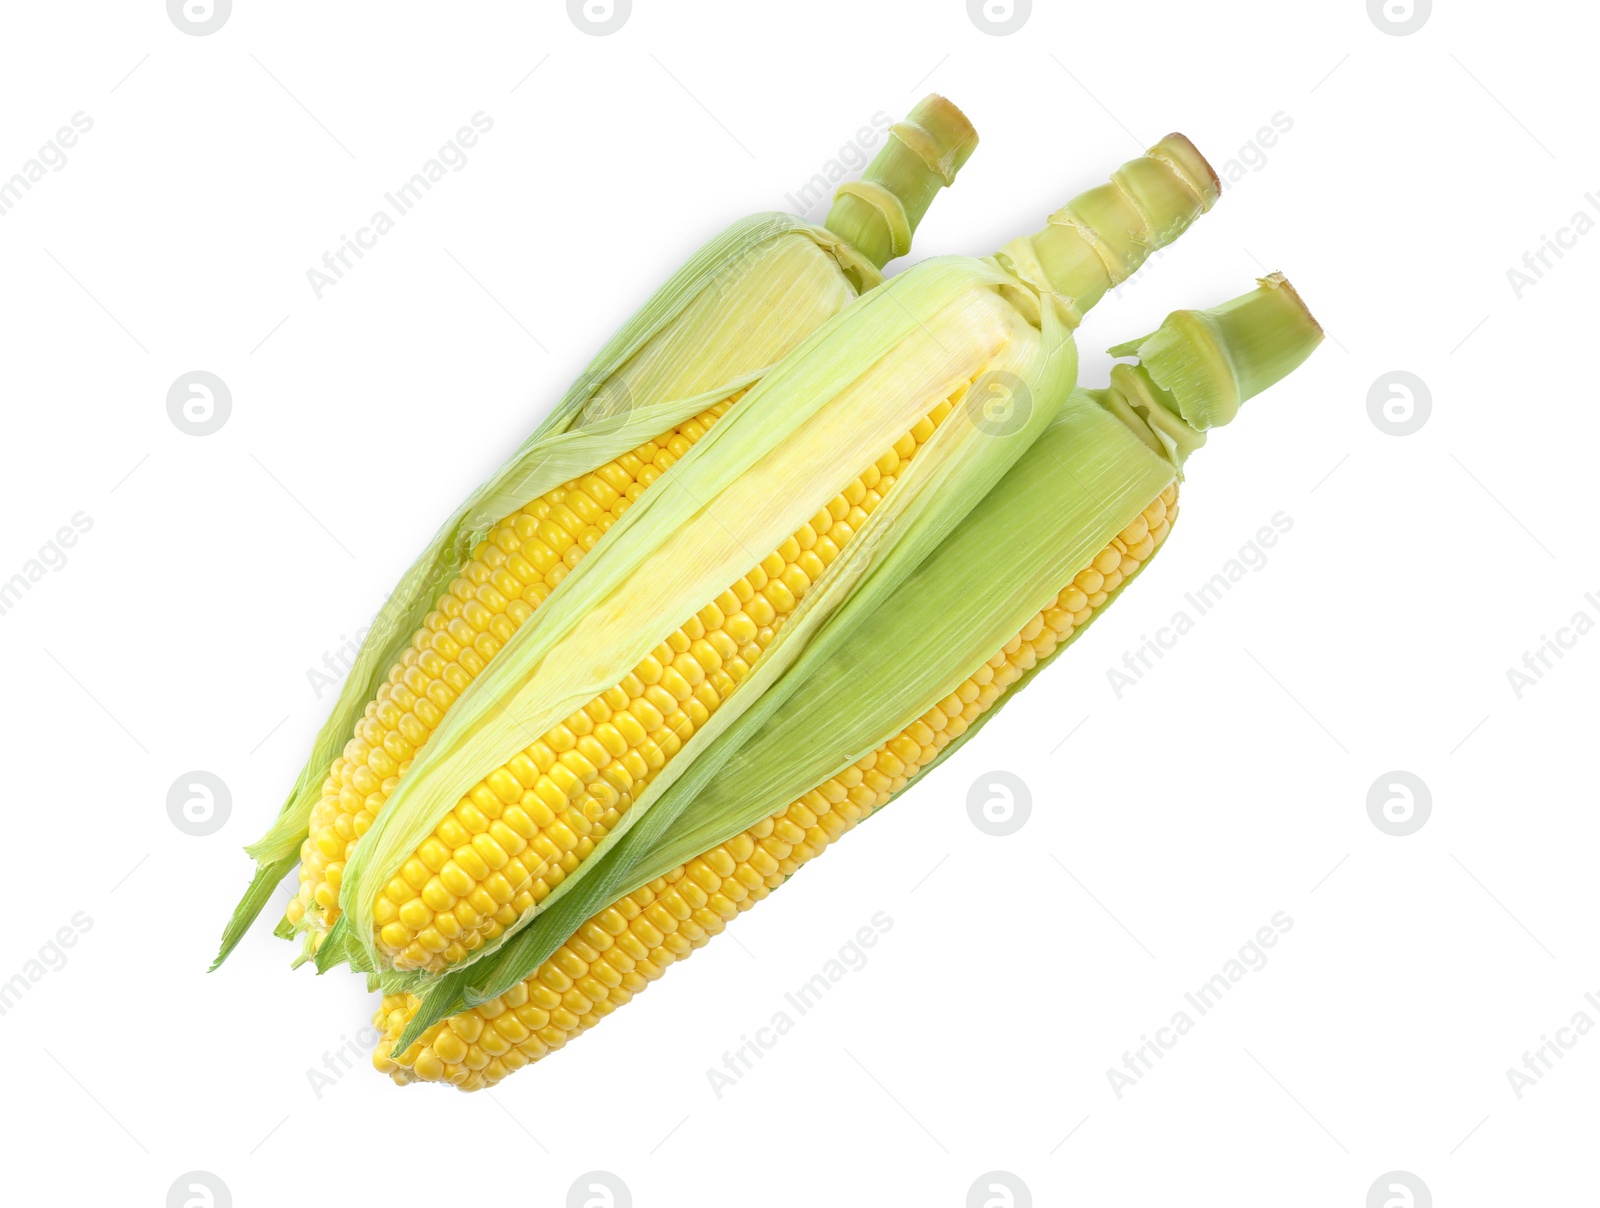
[374,275,1322,1088]
[321,134,1219,985]
[213,95,979,970]
[371,133,1225,1042]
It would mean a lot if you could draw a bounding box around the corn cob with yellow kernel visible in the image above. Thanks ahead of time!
[328,134,1220,983]
[214,95,979,969]
[359,400,954,975]
[373,276,1323,1087]
[371,487,1181,1090]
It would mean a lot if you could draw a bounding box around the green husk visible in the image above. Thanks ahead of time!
[347,255,1075,982]
[826,96,979,268]
[453,390,1169,1005]
[403,274,1322,1046]
[1107,272,1322,431]
[619,394,1176,882]
[429,380,1171,1017]
[710,274,1325,864]
[213,98,980,971]
[879,275,1324,805]
[387,141,1227,1048]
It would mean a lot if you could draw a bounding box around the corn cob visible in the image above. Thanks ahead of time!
[372,276,1322,1086]
[285,396,739,953]
[372,488,1179,1089]
[213,95,978,969]
[332,135,1220,982]
[364,402,951,973]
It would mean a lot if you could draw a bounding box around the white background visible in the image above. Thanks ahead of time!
[0,1,1591,1204]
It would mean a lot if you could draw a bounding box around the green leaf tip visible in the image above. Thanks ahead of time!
[209,857,295,972]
